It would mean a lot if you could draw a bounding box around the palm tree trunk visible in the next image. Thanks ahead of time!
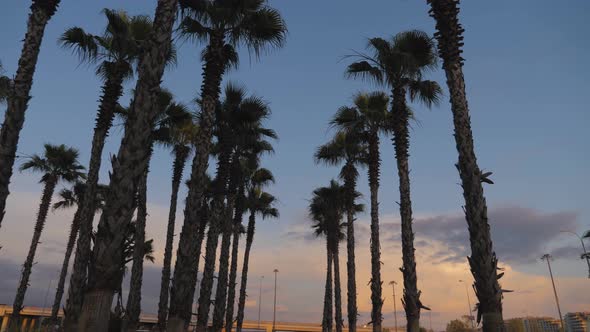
[427,1,504,330]
[333,240,343,332]
[343,164,357,332]
[226,189,245,332]
[10,177,57,327]
[63,63,127,330]
[236,212,256,332]
[322,240,333,332]
[0,0,60,229]
[168,32,226,332]
[367,132,382,332]
[121,167,149,332]
[156,146,189,330]
[391,87,421,332]
[48,206,83,325]
[77,1,178,331]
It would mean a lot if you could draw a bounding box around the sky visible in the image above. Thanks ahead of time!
[0,0,589,330]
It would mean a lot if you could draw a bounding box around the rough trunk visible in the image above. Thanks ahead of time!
[322,241,333,332]
[10,178,56,328]
[427,1,503,330]
[225,188,245,332]
[121,168,149,332]
[236,212,256,332]
[391,87,421,332]
[156,146,189,330]
[367,132,382,332]
[0,1,59,229]
[77,1,178,330]
[48,205,83,324]
[63,63,126,329]
[343,164,357,332]
[333,239,343,332]
[168,32,226,332]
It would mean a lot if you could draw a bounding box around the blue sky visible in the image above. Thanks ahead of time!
[1,0,589,328]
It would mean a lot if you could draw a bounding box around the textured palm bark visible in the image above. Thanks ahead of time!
[77,1,178,331]
[156,147,189,331]
[168,32,226,332]
[391,87,421,332]
[225,186,245,332]
[322,242,333,332]
[332,239,343,332]
[236,212,256,332]
[367,132,383,332]
[343,164,357,332]
[64,63,126,330]
[427,1,503,330]
[0,1,59,229]
[48,206,82,325]
[11,178,57,327]
[122,168,149,332]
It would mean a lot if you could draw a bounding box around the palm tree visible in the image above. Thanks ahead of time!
[46,182,108,327]
[10,144,85,327]
[346,31,442,331]
[331,92,390,331]
[156,123,198,330]
[236,170,278,332]
[168,2,286,329]
[315,132,366,332]
[427,1,504,329]
[60,10,157,329]
[77,1,179,330]
[211,84,276,331]
[0,0,61,229]
[0,61,10,104]
[310,180,360,332]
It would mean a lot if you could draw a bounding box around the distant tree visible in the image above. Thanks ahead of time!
[446,319,470,332]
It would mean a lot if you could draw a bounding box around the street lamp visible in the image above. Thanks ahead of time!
[458,280,475,330]
[272,269,279,332]
[258,276,264,329]
[560,230,590,278]
[389,281,398,331]
[541,254,564,329]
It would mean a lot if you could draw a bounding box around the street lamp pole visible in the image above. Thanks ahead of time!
[458,280,475,330]
[273,269,279,332]
[541,254,564,329]
[560,230,590,278]
[389,281,398,331]
[258,276,264,329]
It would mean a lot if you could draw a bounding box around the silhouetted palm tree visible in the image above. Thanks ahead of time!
[0,61,10,104]
[169,1,286,329]
[427,1,504,329]
[347,30,442,331]
[0,0,61,229]
[10,144,84,328]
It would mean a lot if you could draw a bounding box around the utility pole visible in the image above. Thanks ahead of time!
[389,281,398,331]
[258,276,264,329]
[458,280,475,330]
[272,269,279,332]
[541,254,564,329]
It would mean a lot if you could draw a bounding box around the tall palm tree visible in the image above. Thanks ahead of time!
[76,1,179,330]
[10,144,85,327]
[236,170,278,332]
[168,2,286,329]
[46,182,108,327]
[59,10,157,329]
[310,180,360,332]
[331,92,390,331]
[427,1,504,329]
[156,123,198,330]
[346,31,442,331]
[0,0,61,229]
[315,132,366,332]
[211,84,276,331]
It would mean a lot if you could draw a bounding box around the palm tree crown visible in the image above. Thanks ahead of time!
[20,144,85,183]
